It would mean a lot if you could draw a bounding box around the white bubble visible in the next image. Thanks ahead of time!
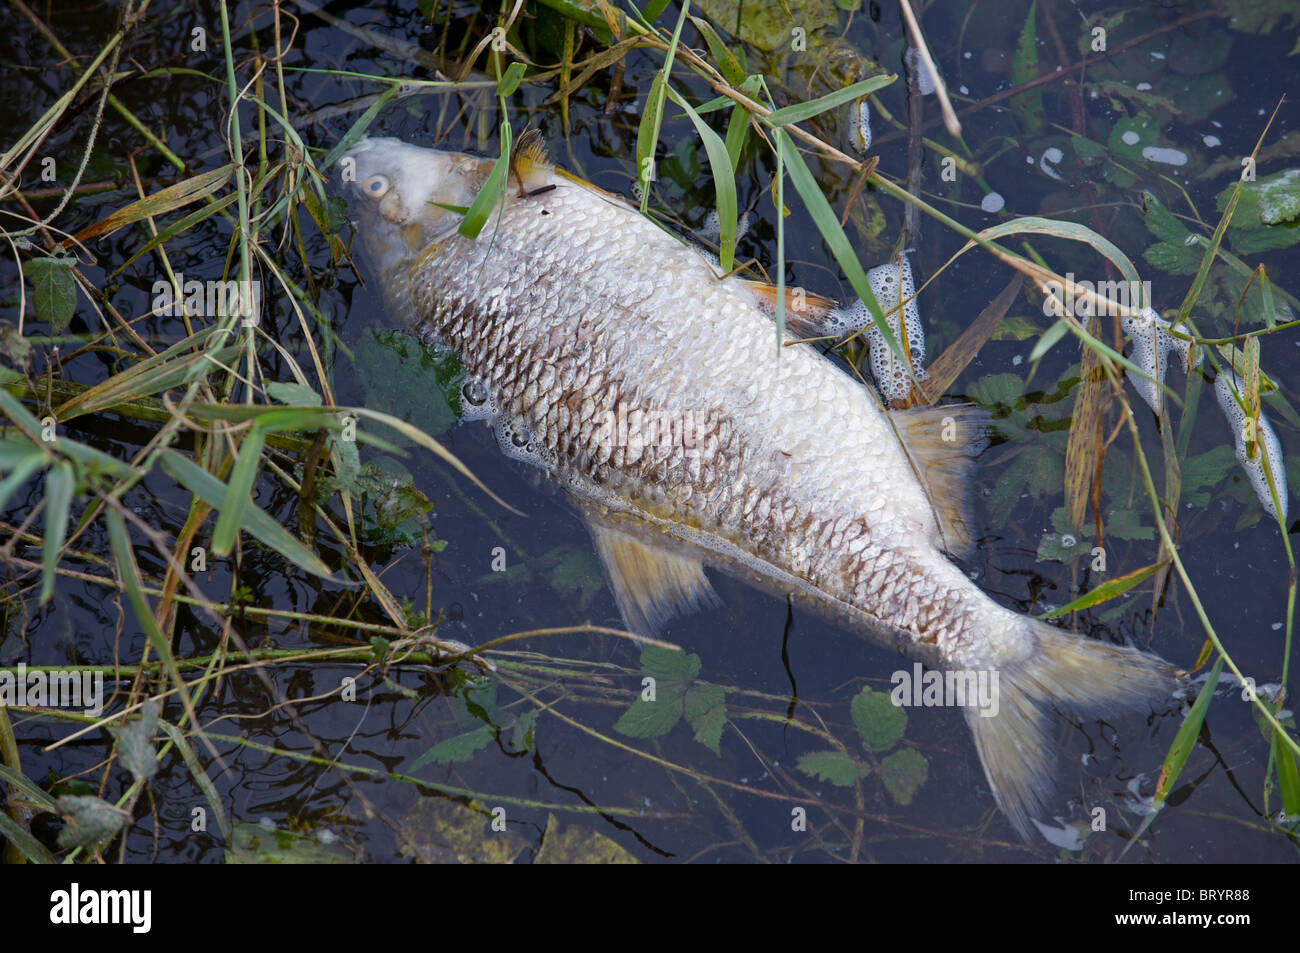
[1141,146,1188,166]
[1202,134,1221,147]
[1136,82,1152,91]
[1121,130,1141,145]
[981,191,1005,213]
[1039,147,1064,180]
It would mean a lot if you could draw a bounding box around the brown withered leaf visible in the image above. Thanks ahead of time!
[904,273,1022,407]
[1064,314,1106,531]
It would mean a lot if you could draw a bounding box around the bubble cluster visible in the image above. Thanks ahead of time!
[862,255,927,403]
[904,47,935,95]
[1215,369,1288,524]
[850,98,872,153]
[1122,307,1199,413]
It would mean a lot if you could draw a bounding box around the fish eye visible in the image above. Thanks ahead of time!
[362,174,390,198]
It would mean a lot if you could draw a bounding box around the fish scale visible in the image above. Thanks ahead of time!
[343,135,1180,841]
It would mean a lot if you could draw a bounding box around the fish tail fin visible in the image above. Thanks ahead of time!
[964,620,1180,841]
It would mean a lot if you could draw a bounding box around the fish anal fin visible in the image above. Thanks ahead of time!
[584,510,718,636]
[889,403,988,558]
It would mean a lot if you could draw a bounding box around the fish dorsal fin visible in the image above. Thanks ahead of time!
[583,508,718,636]
[742,281,841,340]
[510,129,553,194]
[888,403,988,558]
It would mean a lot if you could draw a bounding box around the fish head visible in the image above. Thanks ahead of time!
[340,136,489,274]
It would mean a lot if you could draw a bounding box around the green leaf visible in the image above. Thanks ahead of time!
[640,644,700,688]
[265,381,322,405]
[879,747,928,805]
[1143,241,1201,275]
[23,256,77,332]
[613,694,683,738]
[1029,317,1070,363]
[852,687,906,752]
[1272,727,1300,820]
[684,683,727,755]
[797,750,860,787]
[497,61,527,97]
[407,724,496,771]
[1010,0,1043,134]
[776,127,903,368]
[40,460,74,604]
[0,811,55,864]
[158,719,232,843]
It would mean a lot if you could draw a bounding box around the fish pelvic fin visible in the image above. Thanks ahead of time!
[741,281,841,340]
[584,510,719,636]
[965,620,1180,842]
[890,403,988,558]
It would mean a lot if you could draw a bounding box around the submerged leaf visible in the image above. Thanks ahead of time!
[852,686,905,752]
[23,257,77,332]
[797,750,860,787]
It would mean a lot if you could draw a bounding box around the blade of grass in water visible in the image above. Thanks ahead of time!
[1122,656,1222,856]
[40,461,74,605]
[635,0,690,215]
[160,449,342,581]
[665,85,737,273]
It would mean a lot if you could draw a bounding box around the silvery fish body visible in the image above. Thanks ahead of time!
[342,135,1179,840]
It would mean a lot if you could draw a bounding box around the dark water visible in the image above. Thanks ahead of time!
[2,0,1298,862]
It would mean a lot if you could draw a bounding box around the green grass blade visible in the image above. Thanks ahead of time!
[635,0,690,214]
[211,425,266,557]
[1038,560,1168,619]
[458,122,512,241]
[0,811,55,864]
[40,461,74,604]
[1123,656,1222,855]
[665,85,737,272]
[159,720,232,843]
[159,449,342,581]
[0,762,58,812]
[0,453,47,513]
[776,128,904,370]
[763,74,897,127]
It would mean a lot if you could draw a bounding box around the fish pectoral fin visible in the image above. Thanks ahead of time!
[584,511,719,636]
[742,281,842,340]
[889,403,989,559]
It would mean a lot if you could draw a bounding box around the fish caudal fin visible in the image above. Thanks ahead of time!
[964,620,1180,841]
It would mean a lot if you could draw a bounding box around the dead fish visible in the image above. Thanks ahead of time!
[340,132,1181,841]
